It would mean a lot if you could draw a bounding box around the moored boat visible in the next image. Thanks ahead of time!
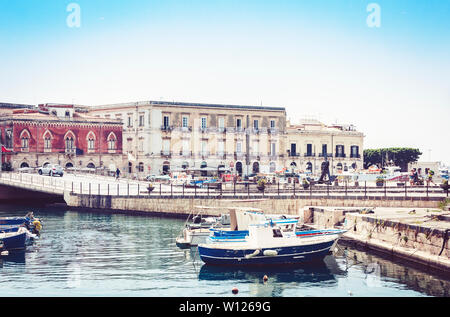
[198,222,346,266]
[0,228,27,251]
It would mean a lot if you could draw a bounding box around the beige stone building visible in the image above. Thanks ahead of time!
[87,101,287,177]
[284,119,364,175]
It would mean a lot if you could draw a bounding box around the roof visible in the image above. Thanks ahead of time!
[91,100,286,112]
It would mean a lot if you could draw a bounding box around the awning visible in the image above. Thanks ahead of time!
[1,146,12,153]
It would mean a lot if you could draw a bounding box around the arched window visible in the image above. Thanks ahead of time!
[20,130,31,152]
[43,130,52,152]
[107,132,117,152]
[87,131,96,152]
[252,162,260,174]
[64,131,76,153]
[65,162,74,169]
[20,162,30,169]
[306,162,313,173]
[87,163,96,169]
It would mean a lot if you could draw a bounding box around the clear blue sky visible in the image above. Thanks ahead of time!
[1,0,449,165]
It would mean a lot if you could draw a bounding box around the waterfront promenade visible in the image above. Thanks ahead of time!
[0,171,448,200]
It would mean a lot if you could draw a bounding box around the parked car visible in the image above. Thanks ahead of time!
[38,164,64,177]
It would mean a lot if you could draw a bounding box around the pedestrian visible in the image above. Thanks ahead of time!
[409,169,415,186]
[115,168,121,180]
[426,169,436,186]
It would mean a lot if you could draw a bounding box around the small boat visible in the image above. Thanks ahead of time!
[175,209,231,249]
[0,212,43,236]
[198,222,346,266]
[0,226,39,245]
[0,228,27,251]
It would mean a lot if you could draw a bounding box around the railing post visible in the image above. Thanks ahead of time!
[171,183,173,198]
[107,183,109,196]
[365,181,367,198]
[426,182,429,198]
[345,180,347,196]
[207,183,209,197]
[220,182,222,197]
[195,183,197,198]
[384,180,387,198]
[80,182,82,195]
[405,181,407,199]
[98,183,100,196]
[160,183,162,197]
[89,183,91,196]
[293,181,295,198]
[277,181,280,197]
[127,183,130,197]
[72,181,74,194]
[233,180,236,198]
[183,183,185,198]
[117,183,119,196]
[247,182,250,198]
[327,182,329,197]
[138,183,140,198]
[309,182,312,199]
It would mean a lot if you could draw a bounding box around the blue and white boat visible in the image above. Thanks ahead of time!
[198,222,346,266]
[0,228,28,251]
[0,213,43,235]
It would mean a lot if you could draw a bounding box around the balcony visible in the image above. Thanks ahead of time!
[319,153,333,158]
[161,125,173,132]
[350,154,361,158]
[335,153,346,158]
[288,152,300,157]
[160,151,172,158]
[304,153,315,157]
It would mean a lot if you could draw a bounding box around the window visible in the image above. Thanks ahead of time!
[336,145,345,157]
[253,141,259,155]
[44,136,52,150]
[350,146,360,158]
[270,120,276,129]
[162,139,170,155]
[107,132,117,151]
[182,139,190,156]
[322,144,328,157]
[290,143,297,156]
[218,117,225,130]
[127,116,133,127]
[253,120,259,130]
[65,136,74,151]
[270,143,276,156]
[138,162,144,172]
[236,141,242,154]
[139,115,144,127]
[182,116,188,128]
[218,141,225,155]
[201,117,207,130]
[236,118,242,129]
[87,132,96,151]
[20,130,30,152]
[163,116,170,128]
[306,144,313,156]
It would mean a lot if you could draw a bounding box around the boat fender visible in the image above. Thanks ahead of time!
[263,250,278,257]
[245,249,261,259]
[1,251,9,256]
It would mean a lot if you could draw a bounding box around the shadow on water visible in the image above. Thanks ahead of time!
[0,251,26,266]
[198,255,346,285]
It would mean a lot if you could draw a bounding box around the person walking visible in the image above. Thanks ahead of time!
[115,168,121,180]
[426,169,436,186]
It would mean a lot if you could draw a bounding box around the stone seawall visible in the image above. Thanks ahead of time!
[304,207,450,272]
[64,192,442,217]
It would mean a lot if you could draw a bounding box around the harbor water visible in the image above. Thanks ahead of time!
[0,204,449,297]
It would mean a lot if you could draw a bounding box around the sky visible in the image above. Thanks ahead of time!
[0,0,449,165]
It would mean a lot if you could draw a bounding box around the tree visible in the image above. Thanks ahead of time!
[363,148,422,171]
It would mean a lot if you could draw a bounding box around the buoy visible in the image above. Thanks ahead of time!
[263,275,268,282]
[232,287,239,295]
[263,250,278,257]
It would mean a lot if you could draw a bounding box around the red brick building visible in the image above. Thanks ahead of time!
[0,103,125,171]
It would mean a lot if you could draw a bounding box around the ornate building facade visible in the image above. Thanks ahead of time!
[87,101,287,177]
[0,104,124,171]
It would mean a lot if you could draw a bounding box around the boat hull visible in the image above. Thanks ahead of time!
[0,232,27,251]
[198,239,337,266]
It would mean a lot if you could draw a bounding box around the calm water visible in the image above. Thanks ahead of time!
[0,204,449,297]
